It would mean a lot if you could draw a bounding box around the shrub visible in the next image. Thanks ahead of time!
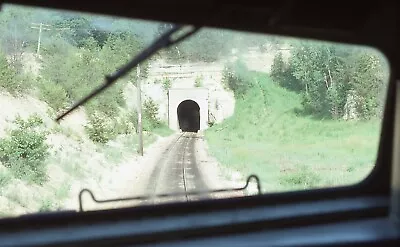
[279,166,321,189]
[114,112,137,135]
[39,198,58,212]
[0,51,31,95]
[86,88,125,119]
[162,77,172,93]
[222,60,253,97]
[0,169,12,189]
[270,52,286,82]
[194,76,203,87]
[85,112,116,144]
[38,79,69,111]
[143,99,161,131]
[0,114,49,184]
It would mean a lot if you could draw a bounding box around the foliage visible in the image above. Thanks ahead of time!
[40,32,146,117]
[54,16,109,48]
[272,41,388,119]
[39,198,57,212]
[0,169,12,189]
[114,112,137,135]
[0,114,49,184]
[85,112,116,144]
[152,124,173,137]
[222,59,253,97]
[86,110,139,144]
[0,51,32,95]
[270,52,285,82]
[157,28,274,63]
[279,166,321,189]
[143,99,161,131]
[37,78,69,111]
[348,53,387,119]
[159,28,230,62]
[270,52,301,92]
[162,77,172,93]
[206,72,379,192]
[194,75,203,87]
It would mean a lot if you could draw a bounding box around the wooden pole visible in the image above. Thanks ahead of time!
[137,65,143,156]
[31,23,51,56]
[36,23,43,56]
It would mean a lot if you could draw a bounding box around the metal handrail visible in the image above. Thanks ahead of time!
[78,175,261,212]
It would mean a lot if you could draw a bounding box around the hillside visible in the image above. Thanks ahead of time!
[205,71,381,192]
[0,91,172,216]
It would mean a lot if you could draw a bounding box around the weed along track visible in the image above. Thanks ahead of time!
[145,132,209,204]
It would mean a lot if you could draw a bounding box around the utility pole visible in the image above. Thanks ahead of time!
[36,23,42,55]
[137,65,144,156]
[31,23,51,56]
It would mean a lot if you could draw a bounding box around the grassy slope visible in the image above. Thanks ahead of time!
[206,73,381,192]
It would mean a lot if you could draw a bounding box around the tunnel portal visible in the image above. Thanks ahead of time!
[177,100,200,132]
[168,88,208,131]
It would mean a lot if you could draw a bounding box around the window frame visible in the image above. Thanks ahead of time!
[0,1,398,246]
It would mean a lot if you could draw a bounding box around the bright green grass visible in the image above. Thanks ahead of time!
[152,124,174,137]
[206,73,381,192]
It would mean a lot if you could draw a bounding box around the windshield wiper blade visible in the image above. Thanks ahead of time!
[56,25,200,122]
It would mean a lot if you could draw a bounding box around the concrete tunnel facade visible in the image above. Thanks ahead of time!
[168,88,208,132]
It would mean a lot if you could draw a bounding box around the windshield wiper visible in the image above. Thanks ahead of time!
[56,25,200,122]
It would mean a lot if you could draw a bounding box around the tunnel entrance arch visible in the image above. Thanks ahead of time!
[177,100,200,132]
[168,88,208,131]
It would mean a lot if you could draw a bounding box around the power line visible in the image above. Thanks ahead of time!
[31,22,76,56]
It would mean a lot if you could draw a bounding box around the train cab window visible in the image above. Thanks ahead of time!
[0,3,390,219]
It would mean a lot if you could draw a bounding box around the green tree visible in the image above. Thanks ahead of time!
[348,53,386,118]
[0,51,17,91]
[194,76,203,87]
[0,50,31,95]
[85,112,116,144]
[222,59,253,98]
[290,42,345,116]
[55,16,110,48]
[162,78,172,93]
[270,52,285,78]
[143,99,161,130]
[40,32,147,117]
[0,115,49,184]
[287,41,386,119]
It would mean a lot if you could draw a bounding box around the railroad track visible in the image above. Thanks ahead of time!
[146,132,209,204]
[77,132,258,211]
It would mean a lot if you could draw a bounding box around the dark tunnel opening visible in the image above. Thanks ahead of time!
[177,100,200,132]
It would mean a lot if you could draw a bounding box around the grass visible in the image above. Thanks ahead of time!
[152,124,174,137]
[52,152,86,179]
[6,190,28,208]
[55,180,71,200]
[0,170,13,192]
[38,181,70,212]
[205,72,381,192]
[103,132,160,164]
[38,198,59,212]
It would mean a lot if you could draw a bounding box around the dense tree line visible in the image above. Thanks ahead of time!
[0,5,162,143]
[270,41,388,119]
[155,24,280,63]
